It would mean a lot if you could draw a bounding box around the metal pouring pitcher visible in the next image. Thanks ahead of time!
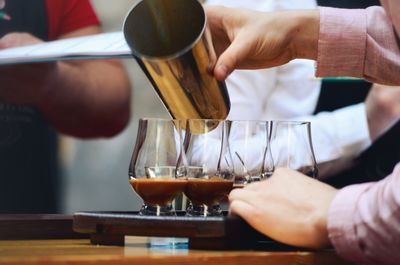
[123,0,231,127]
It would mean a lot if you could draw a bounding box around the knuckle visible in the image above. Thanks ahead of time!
[228,188,241,201]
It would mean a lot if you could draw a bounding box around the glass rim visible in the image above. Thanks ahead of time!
[270,120,310,125]
[186,118,225,121]
[139,117,182,122]
[227,119,270,123]
[123,0,206,61]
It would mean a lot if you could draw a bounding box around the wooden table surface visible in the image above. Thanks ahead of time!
[0,236,353,265]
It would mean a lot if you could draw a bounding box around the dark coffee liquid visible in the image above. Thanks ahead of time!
[184,178,234,206]
[129,179,187,207]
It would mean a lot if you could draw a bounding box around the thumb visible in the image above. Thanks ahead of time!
[213,36,251,81]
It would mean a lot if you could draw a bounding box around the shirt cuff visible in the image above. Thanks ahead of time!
[327,183,373,263]
[332,103,371,157]
[316,7,367,78]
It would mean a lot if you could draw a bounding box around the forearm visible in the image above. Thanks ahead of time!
[38,59,131,138]
[292,104,371,179]
[328,163,400,264]
[316,7,400,85]
[289,6,400,85]
[299,104,370,161]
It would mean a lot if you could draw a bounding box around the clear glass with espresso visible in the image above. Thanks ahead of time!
[184,119,234,216]
[128,119,187,216]
[129,167,187,211]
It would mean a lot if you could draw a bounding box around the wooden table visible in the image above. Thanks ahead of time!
[0,237,353,265]
[0,215,353,265]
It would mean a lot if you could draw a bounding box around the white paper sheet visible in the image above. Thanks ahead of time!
[0,32,133,65]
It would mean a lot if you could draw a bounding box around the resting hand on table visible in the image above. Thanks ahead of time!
[205,6,319,80]
[0,33,57,105]
[229,168,338,249]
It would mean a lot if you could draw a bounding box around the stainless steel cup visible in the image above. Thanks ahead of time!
[123,0,231,128]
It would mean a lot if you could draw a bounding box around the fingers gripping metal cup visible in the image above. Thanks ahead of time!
[123,0,230,131]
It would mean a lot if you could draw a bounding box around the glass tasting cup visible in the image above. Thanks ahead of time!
[128,118,187,216]
[228,120,274,187]
[269,121,318,178]
[184,119,234,216]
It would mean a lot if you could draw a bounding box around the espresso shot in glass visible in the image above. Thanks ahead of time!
[128,118,187,216]
[184,119,234,216]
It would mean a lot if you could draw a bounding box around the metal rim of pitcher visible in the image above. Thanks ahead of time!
[123,0,207,61]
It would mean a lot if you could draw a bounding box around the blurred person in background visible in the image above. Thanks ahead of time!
[60,0,145,214]
[0,0,130,213]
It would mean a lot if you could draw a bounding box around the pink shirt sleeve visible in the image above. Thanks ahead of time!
[328,162,400,265]
[316,5,400,85]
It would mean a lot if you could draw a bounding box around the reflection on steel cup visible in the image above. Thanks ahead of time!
[123,0,231,133]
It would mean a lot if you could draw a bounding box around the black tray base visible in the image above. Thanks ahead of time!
[73,211,300,250]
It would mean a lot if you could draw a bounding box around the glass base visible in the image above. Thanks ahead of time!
[139,204,175,216]
[185,204,223,217]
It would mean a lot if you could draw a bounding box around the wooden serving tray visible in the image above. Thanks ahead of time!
[0,214,88,240]
[73,211,295,250]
